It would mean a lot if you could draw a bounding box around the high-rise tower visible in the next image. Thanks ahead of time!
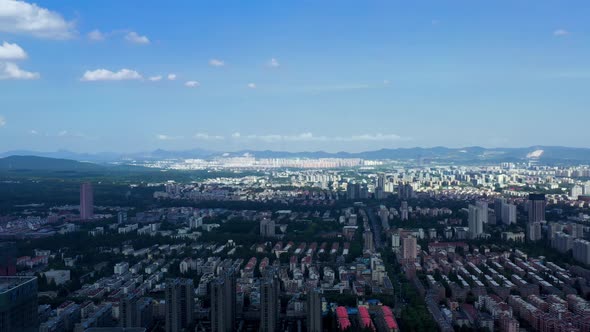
[306,288,322,332]
[210,270,236,332]
[165,278,194,332]
[527,194,546,223]
[260,274,280,332]
[79,182,94,220]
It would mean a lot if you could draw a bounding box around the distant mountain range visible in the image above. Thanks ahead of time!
[2,146,590,165]
[0,148,216,162]
[225,146,590,164]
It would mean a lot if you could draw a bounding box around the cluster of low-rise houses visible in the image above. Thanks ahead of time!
[19,231,400,332]
[397,238,590,332]
[35,242,195,332]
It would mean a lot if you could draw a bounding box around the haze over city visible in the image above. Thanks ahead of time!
[1,0,590,152]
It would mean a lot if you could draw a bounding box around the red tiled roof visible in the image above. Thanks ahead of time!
[381,306,398,329]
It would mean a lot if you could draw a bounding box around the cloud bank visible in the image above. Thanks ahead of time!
[81,68,142,81]
[0,0,76,39]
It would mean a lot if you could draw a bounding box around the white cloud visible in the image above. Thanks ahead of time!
[0,0,75,39]
[268,58,280,68]
[283,132,316,141]
[0,115,5,127]
[156,134,182,141]
[80,68,142,81]
[232,132,407,143]
[57,130,87,137]
[240,133,323,143]
[247,82,256,89]
[185,80,199,88]
[244,134,283,142]
[0,41,27,60]
[148,75,162,82]
[553,29,569,36]
[194,133,224,140]
[87,29,105,41]
[125,31,150,44]
[383,79,390,85]
[431,19,440,25]
[0,42,37,80]
[349,133,402,141]
[87,29,155,44]
[209,59,224,67]
[0,61,39,79]
[167,73,177,80]
[29,129,92,139]
[89,29,153,43]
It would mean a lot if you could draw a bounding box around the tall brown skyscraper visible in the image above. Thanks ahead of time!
[79,182,94,220]
[401,235,417,263]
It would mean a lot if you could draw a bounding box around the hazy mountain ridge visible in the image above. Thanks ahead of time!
[0,155,106,171]
[2,146,590,164]
[228,146,590,163]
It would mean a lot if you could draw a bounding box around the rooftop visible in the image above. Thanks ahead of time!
[0,276,36,293]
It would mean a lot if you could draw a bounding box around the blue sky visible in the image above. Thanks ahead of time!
[0,0,589,153]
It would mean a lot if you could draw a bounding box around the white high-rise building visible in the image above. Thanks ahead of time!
[502,204,517,225]
[548,222,564,241]
[189,217,203,229]
[527,221,542,242]
[476,201,488,224]
[391,233,400,252]
[571,185,584,200]
[468,204,484,239]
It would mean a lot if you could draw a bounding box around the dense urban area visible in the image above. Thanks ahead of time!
[2,0,589,331]
[1,154,590,332]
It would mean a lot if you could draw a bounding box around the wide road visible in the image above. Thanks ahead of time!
[365,207,384,250]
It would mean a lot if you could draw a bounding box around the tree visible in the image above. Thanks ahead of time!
[37,273,49,291]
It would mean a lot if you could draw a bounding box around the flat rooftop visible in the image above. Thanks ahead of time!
[0,276,36,293]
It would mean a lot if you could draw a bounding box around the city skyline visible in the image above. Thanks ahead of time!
[1,0,590,152]
[3,147,590,331]
[3,2,590,332]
